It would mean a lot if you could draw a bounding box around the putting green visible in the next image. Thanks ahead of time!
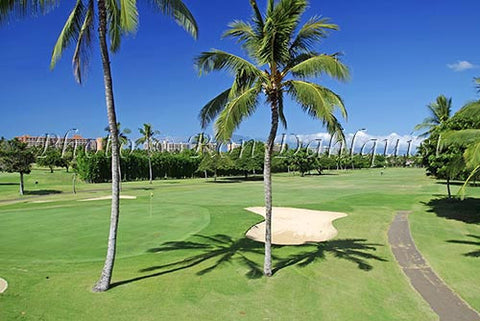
[0,200,210,263]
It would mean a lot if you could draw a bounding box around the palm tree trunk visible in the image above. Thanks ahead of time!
[263,105,279,277]
[72,172,76,194]
[93,0,121,292]
[447,177,451,199]
[148,156,153,184]
[19,172,24,196]
[148,139,153,184]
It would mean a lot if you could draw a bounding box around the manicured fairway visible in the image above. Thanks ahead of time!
[0,167,478,320]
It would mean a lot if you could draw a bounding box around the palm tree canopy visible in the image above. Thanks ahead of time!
[43,0,197,83]
[136,123,160,145]
[414,95,452,137]
[195,0,349,143]
[105,122,131,143]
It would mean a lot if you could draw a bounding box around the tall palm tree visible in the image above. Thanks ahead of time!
[195,0,349,276]
[1,0,197,292]
[414,95,452,137]
[136,123,160,184]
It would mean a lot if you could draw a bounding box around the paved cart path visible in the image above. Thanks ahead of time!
[388,211,480,321]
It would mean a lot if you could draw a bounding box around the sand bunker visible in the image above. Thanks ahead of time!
[0,278,7,294]
[31,200,54,203]
[79,195,137,201]
[245,207,347,245]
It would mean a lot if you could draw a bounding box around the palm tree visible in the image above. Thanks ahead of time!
[441,101,480,198]
[136,123,160,184]
[195,0,349,276]
[414,95,452,137]
[105,123,132,149]
[2,0,197,292]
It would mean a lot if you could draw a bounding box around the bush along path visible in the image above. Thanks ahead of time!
[388,211,480,321]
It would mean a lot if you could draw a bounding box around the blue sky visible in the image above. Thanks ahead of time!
[1,0,479,144]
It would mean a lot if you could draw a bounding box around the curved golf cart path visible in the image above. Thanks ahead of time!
[388,211,480,321]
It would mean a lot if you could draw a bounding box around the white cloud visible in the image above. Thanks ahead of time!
[447,60,477,72]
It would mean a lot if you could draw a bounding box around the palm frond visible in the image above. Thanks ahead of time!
[290,16,338,54]
[222,20,260,56]
[289,54,350,81]
[135,136,146,144]
[199,88,231,129]
[427,95,451,123]
[287,80,346,138]
[441,129,480,147]
[453,100,480,121]
[458,164,480,200]
[106,0,122,51]
[464,141,480,170]
[414,95,452,136]
[214,85,261,142]
[50,0,85,70]
[72,0,94,83]
[258,0,307,65]
[248,0,264,34]
[475,77,480,93]
[195,50,262,83]
[222,20,256,41]
[413,117,437,137]
[150,0,198,39]
[266,0,274,16]
[0,0,58,24]
[120,0,138,33]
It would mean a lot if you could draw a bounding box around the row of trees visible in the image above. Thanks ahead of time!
[71,144,419,183]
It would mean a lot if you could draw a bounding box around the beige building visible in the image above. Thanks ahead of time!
[16,134,99,150]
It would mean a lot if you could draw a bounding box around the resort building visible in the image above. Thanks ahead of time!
[16,134,99,150]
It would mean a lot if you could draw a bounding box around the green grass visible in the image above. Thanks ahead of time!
[0,167,478,320]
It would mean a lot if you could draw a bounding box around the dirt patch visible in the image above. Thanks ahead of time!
[245,207,347,245]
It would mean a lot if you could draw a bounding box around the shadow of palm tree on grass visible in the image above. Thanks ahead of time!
[24,189,62,196]
[110,235,385,289]
[273,239,387,273]
[423,197,480,224]
[143,235,265,278]
[447,234,480,258]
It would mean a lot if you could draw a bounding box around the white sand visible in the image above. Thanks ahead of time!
[30,200,54,203]
[0,278,7,294]
[78,195,137,201]
[245,207,347,245]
